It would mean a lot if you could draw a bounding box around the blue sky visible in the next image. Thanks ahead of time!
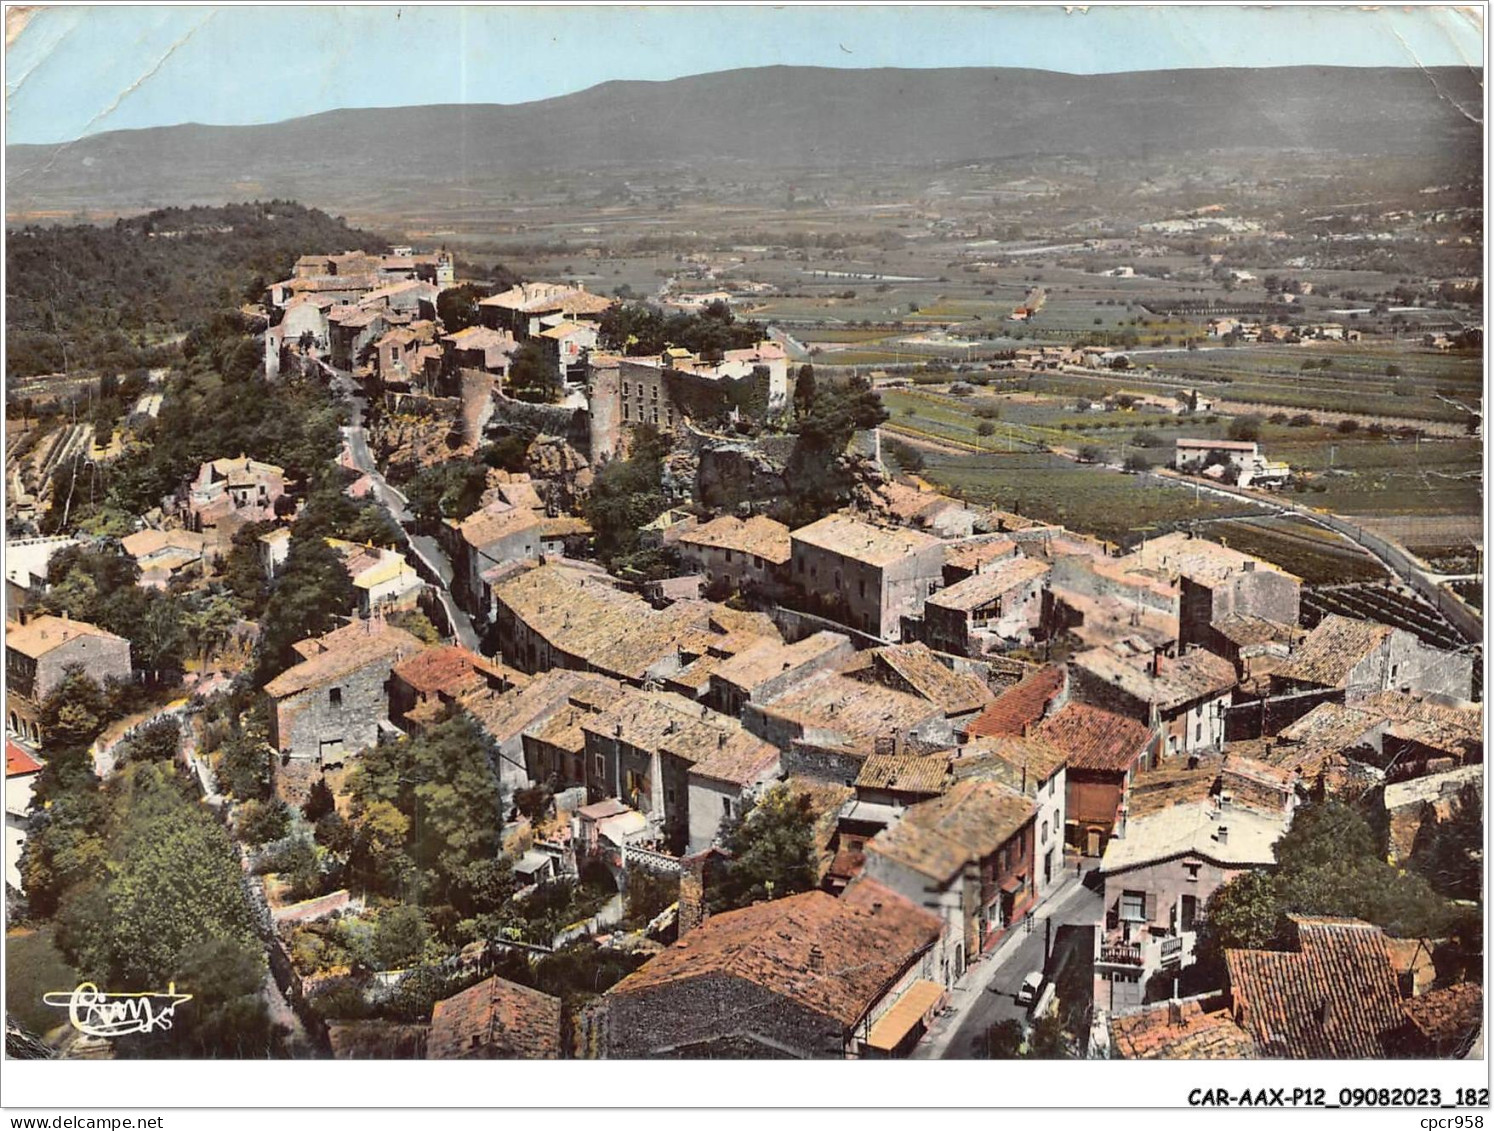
[5,4,1484,145]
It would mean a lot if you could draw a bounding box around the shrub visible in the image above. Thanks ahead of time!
[1124,452,1153,473]
[1288,414,1316,428]
[1336,418,1361,434]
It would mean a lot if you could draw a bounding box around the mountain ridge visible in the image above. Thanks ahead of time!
[7,64,1482,218]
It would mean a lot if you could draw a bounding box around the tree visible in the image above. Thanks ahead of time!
[1408,785,1482,901]
[371,904,431,970]
[237,798,292,845]
[1077,445,1103,464]
[581,425,671,566]
[435,282,490,334]
[778,377,888,527]
[1227,415,1263,442]
[1124,452,1153,474]
[977,421,996,438]
[1337,418,1361,435]
[505,341,562,404]
[119,716,180,765]
[793,364,817,418]
[983,1018,1025,1059]
[707,784,819,914]
[39,667,112,751]
[216,727,272,802]
[254,530,358,683]
[349,712,504,912]
[405,460,489,527]
[55,762,261,990]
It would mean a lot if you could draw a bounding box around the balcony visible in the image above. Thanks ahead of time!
[1099,941,1144,966]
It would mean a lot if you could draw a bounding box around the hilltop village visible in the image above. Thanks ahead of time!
[4,221,1483,1063]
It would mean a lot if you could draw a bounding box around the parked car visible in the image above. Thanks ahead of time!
[1015,971,1044,1007]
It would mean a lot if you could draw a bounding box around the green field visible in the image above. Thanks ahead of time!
[916,449,1267,544]
[1212,516,1390,585]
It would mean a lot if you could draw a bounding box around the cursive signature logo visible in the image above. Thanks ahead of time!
[42,982,193,1038]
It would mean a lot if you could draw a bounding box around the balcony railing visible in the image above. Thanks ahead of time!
[1099,941,1144,966]
[1160,936,1184,958]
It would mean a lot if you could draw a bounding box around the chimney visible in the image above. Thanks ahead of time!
[1151,649,1163,678]
[678,853,708,938]
[1116,805,1128,839]
[1215,824,1230,845]
[808,945,825,973]
[1168,999,1184,1027]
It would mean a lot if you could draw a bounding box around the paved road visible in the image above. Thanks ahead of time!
[320,361,481,651]
[914,873,1103,1059]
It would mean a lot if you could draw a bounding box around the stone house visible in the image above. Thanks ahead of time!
[443,505,544,621]
[263,620,426,797]
[184,455,286,542]
[841,642,993,726]
[1095,758,1296,1012]
[951,734,1069,900]
[6,739,43,891]
[603,882,944,1059]
[477,282,614,342]
[387,645,528,737]
[1033,701,1157,857]
[463,669,626,790]
[1071,643,1239,760]
[328,304,392,372]
[685,736,782,855]
[706,630,854,717]
[863,779,1038,987]
[918,556,1049,654]
[676,515,792,597]
[789,514,947,641]
[327,539,424,617]
[1270,614,1474,703]
[5,616,132,742]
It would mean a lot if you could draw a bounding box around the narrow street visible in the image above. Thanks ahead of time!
[913,870,1103,1059]
[319,360,481,651]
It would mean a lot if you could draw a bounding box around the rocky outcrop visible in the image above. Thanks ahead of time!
[695,440,789,511]
[525,435,594,512]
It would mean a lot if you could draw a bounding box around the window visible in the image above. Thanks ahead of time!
[594,754,605,778]
[722,798,734,820]
[622,382,630,397]
[329,687,342,708]
[1195,722,1203,742]
[1184,862,1201,883]
[858,578,866,599]
[623,402,630,421]
[797,557,805,574]
[1120,890,1146,922]
[754,556,763,569]
[724,549,733,563]
[1040,820,1048,844]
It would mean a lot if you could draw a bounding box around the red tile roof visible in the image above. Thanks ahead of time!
[1402,982,1482,1048]
[1111,998,1258,1059]
[960,665,1066,739]
[608,882,941,1028]
[427,975,562,1060]
[6,740,42,777]
[1034,702,1152,773]
[1226,916,1406,1058]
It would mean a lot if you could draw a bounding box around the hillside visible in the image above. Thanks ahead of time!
[6,201,388,378]
[6,65,1483,220]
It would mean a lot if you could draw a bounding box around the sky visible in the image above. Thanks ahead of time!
[4,4,1485,146]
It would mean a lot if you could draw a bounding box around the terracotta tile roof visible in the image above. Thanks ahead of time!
[1119,530,1298,584]
[608,882,941,1029]
[867,778,1035,882]
[952,734,1067,791]
[264,621,426,698]
[1126,764,1219,819]
[427,975,562,1059]
[1073,645,1238,712]
[791,513,944,568]
[1226,916,1406,1058]
[1111,999,1258,1059]
[1402,983,1482,1047]
[479,282,613,316]
[120,528,210,561]
[944,538,1017,575]
[712,631,850,694]
[1264,702,1381,780]
[5,615,127,659]
[1274,615,1394,689]
[394,645,524,697]
[1212,614,1306,649]
[961,665,1066,739]
[1035,702,1152,774]
[854,753,950,796]
[758,674,942,750]
[678,515,792,564]
[6,740,42,777]
[455,503,544,551]
[687,732,781,787]
[462,670,625,744]
[927,558,1049,612]
[864,643,993,716]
